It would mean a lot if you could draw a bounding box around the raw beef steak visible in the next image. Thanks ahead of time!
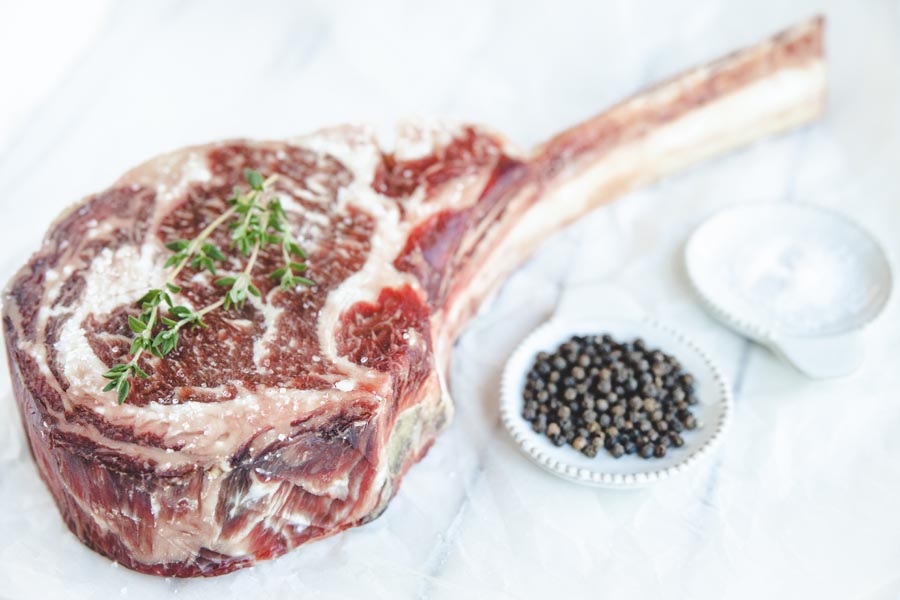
[3,19,825,576]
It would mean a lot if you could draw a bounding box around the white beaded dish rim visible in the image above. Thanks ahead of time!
[500,316,732,488]
[683,202,894,344]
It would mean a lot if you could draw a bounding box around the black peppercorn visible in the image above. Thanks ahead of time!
[520,332,700,461]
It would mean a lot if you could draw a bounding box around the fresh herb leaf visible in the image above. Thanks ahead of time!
[245,169,265,191]
[116,379,130,405]
[165,239,190,252]
[287,242,306,259]
[127,315,147,334]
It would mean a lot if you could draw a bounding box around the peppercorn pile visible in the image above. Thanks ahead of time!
[522,334,699,459]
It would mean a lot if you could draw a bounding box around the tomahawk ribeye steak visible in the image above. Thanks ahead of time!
[3,20,825,576]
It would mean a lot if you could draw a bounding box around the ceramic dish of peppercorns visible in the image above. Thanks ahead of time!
[500,317,731,488]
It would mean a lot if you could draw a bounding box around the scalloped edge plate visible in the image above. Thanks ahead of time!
[684,203,893,378]
[500,317,731,488]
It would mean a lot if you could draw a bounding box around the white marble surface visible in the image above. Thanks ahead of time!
[1,1,899,598]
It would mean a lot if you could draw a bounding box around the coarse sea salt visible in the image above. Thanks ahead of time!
[334,379,355,392]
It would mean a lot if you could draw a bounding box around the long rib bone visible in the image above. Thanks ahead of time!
[444,17,826,338]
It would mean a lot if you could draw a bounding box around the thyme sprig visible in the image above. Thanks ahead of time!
[102,169,313,404]
[268,198,314,291]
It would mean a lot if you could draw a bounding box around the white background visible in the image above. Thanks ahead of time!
[1,1,899,598]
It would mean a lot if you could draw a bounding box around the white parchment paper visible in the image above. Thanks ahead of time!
[1,1,899,598]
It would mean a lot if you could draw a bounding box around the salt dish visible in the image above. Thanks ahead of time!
[500,316,731,488]
[685,203,893,378]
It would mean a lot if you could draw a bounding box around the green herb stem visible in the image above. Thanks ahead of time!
[121,205,239,377]
[171,205,238,280]
[103,169,313,404]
